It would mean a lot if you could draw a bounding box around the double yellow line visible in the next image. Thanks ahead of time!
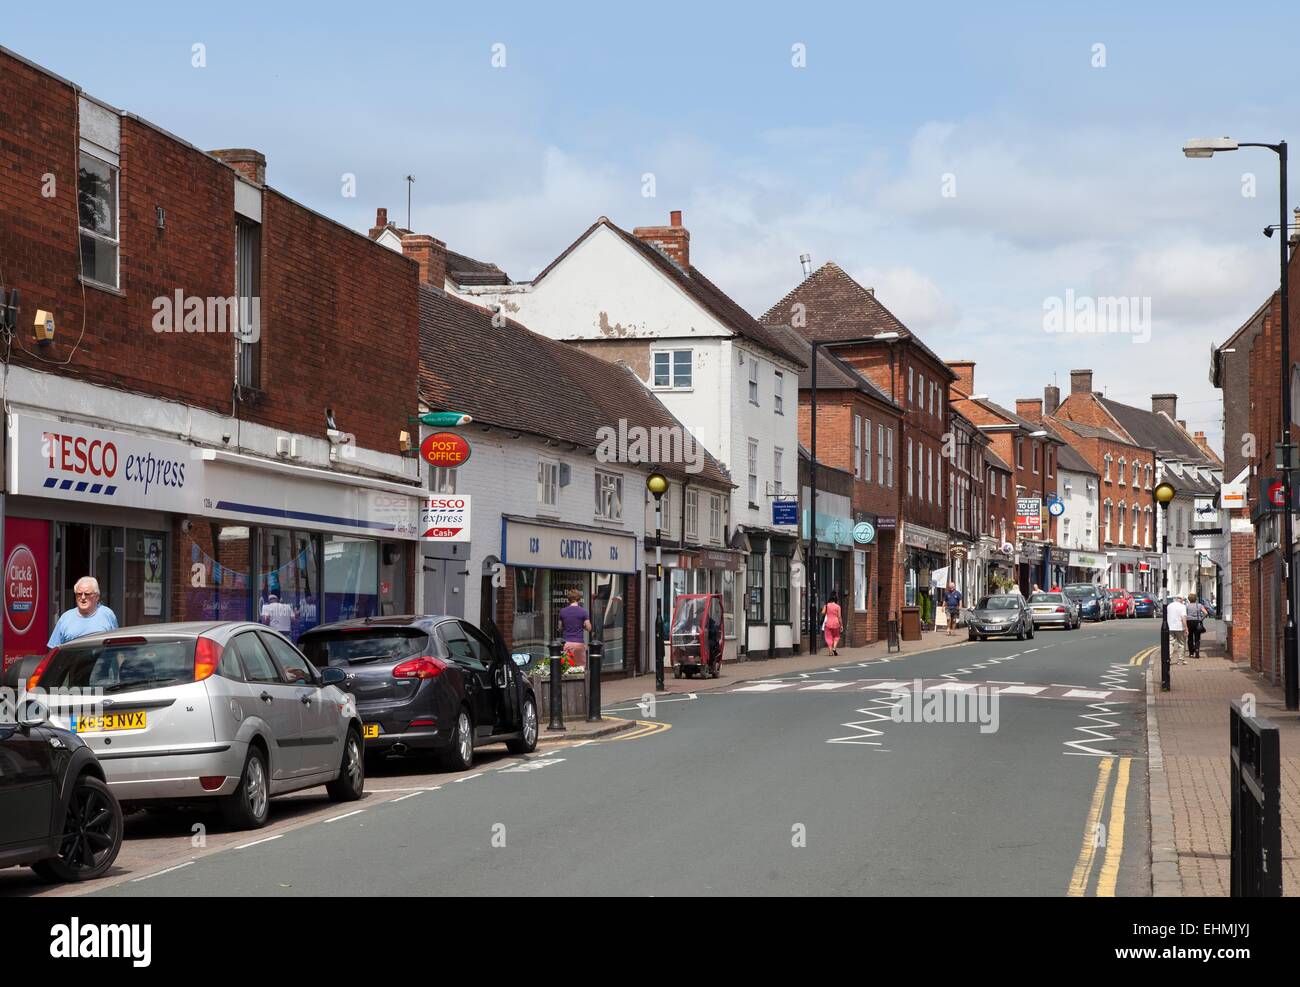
[1067,755,1133,896]
[1130,646,1155,666]
[597,719,672,743]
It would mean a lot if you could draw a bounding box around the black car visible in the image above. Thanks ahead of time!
[1,701,123,882]
[298,615,538,771]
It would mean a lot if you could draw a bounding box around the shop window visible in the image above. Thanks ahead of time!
[772,555,790,623]
[186,523,252,623]
[591,573,626,671]
[512,567,547,662]
[258,529,319,640]
[854,550,868,611]
[323,535,378,623]
[380,541,408,616]
[124,529,168,626]
[78,150,119,288]
[746,552,764,622]
[721,569,737,638]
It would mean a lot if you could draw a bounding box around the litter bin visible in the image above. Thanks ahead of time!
[901,605,921,641]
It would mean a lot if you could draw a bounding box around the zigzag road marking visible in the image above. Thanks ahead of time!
[1065,702,1125,757]
[826,693,905,748]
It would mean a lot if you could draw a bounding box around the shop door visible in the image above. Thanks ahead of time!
[53,523,117,621]
[422,557,465,618]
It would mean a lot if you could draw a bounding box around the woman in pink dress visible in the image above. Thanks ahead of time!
[821,594,843,655]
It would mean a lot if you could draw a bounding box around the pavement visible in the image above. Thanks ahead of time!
[30,619,1155,897]
[1146,618,1300,896]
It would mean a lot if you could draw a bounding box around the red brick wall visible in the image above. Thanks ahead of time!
[0,49,419,455]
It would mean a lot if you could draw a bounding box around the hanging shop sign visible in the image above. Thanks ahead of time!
[773,499,799,526]
[422,495,471,542]
[420,431,472,468]
[852,521,876,545]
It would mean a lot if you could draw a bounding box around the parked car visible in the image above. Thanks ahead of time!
[1108,589,1135,618]
[298,615,538,771]
[968,594,1035,641]
[1,701,123,882]
[1064,583,1106,622]
[1028,591,1079,630]
[28,622,366,830]
[1132,593,1157,618]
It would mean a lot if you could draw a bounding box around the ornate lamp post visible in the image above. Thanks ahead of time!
[1155,480,1177,691]
[647,472,669,690]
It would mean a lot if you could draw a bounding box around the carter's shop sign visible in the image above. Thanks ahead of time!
[9,414,202,513]
[502,517,637,575]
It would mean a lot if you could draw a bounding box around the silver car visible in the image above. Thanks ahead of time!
[1027,591,1080,630]
[27,621,365,829]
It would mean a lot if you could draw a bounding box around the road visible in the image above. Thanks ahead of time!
[3,619,1155,897]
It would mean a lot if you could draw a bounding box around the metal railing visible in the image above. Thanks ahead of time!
[1230,700,1282,896]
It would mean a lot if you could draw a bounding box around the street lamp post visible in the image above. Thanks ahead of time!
[647,472,668,691]
[1155,480,1176,691]
[1184,137,1298,710]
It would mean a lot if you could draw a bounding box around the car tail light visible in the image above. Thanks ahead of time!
[1056,607,1066,613]
[194,637,223,682]
[199,776,226,791]
[408,718,435,727]
[27,648,56,691]
[393,656,446,680]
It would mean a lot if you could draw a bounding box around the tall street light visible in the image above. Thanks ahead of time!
[1184,136,1298,709]
[1155,479,1176,692]
[647,472,668,690]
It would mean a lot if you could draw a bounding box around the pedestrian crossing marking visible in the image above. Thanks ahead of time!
[1062,689,1111,699]
[929,682,978,691]
[996,685,1047,695]
[732,682,792,692]
[800,681,853,691]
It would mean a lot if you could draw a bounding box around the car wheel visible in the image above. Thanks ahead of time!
[439,707,474,772]
[220,747,271,830]
[1016,625,1025,641]
[31,774,122,883]
[507,695,539,754]
[967,631,977,641]
[326,728,365,802]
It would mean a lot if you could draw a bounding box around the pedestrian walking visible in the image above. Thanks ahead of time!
[821,594,843,655]
[943,582,963,637]
[259,593,294,636]
[1186,592,1205,658]
[1166,595,1189,665]
[558,589,592,670]
[47,576,118,647]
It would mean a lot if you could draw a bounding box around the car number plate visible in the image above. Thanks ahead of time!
[363,723,380,739]
[73,710,146,733]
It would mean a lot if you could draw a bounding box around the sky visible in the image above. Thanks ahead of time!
[8,0,1300,453]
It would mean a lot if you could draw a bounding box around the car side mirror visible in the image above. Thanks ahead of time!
[17,699,47,729]
[319,666,347,687]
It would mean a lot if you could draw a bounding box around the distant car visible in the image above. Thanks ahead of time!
[1028,592,1079,630]
[968,594,1035,641]
[29,622,366,830]
[1132,593,1157,617]
[1108,589,1135,618]
[1064,583,1106,622]
[1,702,123,882]
[298,615,538,772]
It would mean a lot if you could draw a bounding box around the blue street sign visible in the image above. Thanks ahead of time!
[773,500,798,526]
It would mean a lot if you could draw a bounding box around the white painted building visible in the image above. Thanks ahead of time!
[444,212,805,656]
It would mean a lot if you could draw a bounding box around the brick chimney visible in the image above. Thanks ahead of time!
[401,233,447,288]
[633,210,690,269]
[1070,369,1093,395]
[368,207,390,240]
[210,148,266,185]
[1043,384,1060,416]
[1192,430,1217,459]
[1015,398,1043,423]
[947,360,975,394]
[1151,393,1178,420]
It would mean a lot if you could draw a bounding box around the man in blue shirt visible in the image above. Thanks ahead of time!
[943,582,963,637]
[47,576,119,648]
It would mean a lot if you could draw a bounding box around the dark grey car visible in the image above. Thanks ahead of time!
[967,594,1035,641]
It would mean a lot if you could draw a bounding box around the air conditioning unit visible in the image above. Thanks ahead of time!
[276,435,291,457]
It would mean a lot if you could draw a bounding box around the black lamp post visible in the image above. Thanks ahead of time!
[1155,479,1176,691]
[1184,136,1297,710]
[647,472,668,690]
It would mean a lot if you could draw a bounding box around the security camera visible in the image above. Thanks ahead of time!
[180,519,192,533]
[222,432,231,444]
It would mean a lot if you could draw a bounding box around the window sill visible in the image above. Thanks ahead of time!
[79,275,124,297]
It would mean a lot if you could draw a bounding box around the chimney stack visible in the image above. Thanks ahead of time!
[368,207,390,240]
[1015,398,1043,423]
[1070,369,1093,395]
[401,233,447,289]
[946,360,975,395]
[210,148,266,186]
[1151,393,1178,420]
[1043,384,1060,416]
[633,210,690,269]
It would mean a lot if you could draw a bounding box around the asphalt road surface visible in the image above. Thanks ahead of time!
[4,618,1155,897]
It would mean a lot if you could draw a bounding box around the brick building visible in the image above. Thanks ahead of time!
[761,262,952,628]
[0,46,423,670]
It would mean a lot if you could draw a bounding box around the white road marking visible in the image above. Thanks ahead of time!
[928,682,977,691]
[392,792,424,802]
[1023,648,1039,653]
[863,681,914,691]
[131,860,194,882]
[987,680,1025,685]
[800,681,853,691]
[369,786,443,792]
[996,685,1048,695]
[1062,689,1112,699]
[453,773,484,783]
[235,834,284,850]
[324,809,365,823]
[732,683,795,692]
[604,694,697,712]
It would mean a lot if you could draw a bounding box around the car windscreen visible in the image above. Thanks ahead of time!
[977,597,1019,610]
[1063,587,1094,599]
[298,628,429,667]
[40,637,197,693]
[1030,593,1063,603]
[1108,590,1126,597]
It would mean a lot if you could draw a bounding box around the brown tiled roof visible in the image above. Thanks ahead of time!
[417,286,732,488]
[1055,442,1098,476]
[531,218,806,367]
[984,447,1013,472]
[1098,397,1218,467]
[1053,417,1134,445]
[759,262,954,376]
[445,248,511,286]
[762,321,898,408]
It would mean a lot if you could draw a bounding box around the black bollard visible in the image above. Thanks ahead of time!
[587,640,603,722]
[548,639,565,732]
[1160,619,1171,692]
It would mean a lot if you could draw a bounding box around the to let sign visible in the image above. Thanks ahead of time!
[1015,497,1042,534]
[420,431,472,468]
